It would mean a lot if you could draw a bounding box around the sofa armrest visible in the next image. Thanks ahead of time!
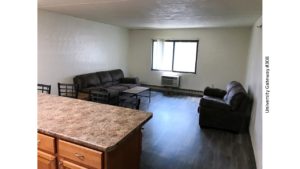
[200,97,231,111]
[120,77,140,84]
[204,87,226,98]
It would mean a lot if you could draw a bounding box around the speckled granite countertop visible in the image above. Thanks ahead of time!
[38,93,152,152]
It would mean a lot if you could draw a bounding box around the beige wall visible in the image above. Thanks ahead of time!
[38,10,129,94]
[128,28,251,90]
[245,17,262,169]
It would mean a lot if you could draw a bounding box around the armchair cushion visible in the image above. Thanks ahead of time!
[226,81,241,91]
[203,87,226,98]
[224,86,246,110]
[224,81,241,101]
[200,96,231,111]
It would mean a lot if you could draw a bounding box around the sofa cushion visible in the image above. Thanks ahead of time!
[97,71,112,83]
[109,69,124,81]
[107,85,128,93]
[112,81,120,85]
[81,86,105,93]
[119,83,138,89]
[105,88,120,98]
[120,77,140,84]
[102,82,113,88]
[84,73,101,87]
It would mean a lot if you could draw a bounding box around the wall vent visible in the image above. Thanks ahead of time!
[161,75,180,88]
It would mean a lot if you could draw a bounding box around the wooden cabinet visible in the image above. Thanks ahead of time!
[37,133,103,169]
[38,133,56,169]
[38,128,141,169]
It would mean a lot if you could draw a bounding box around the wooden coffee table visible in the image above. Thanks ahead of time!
[122,86,151,102]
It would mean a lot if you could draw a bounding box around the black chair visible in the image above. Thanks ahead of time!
[58,83,78,98]
[38,84,51,94]
[89,89,121,105]
[198,81,252,133]
[119,95,141,110]
[89,89,140,109]
[89,89,111,104]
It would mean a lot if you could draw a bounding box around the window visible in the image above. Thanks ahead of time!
[151,40,198,73]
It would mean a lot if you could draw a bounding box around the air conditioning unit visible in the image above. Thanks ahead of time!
[161,75,180,88]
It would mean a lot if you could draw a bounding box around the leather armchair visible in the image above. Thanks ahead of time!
[198,81,252,133]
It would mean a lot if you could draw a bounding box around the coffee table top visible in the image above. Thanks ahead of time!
[123,86,149,94]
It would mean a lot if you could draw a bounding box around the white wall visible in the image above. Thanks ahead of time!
[128,28,251,90]
[38,10,129,94]
[245,17,262,169]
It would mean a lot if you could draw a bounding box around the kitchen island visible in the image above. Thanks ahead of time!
[38,93,152,169]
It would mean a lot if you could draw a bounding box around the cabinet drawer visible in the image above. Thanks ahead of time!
[38,133,55,154]
[58,140,102,169]
[59,159,89,169]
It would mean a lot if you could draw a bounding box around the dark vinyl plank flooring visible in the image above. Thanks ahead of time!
[139,91,256,169]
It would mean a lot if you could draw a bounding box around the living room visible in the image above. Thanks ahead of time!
[2,1,300,169]
[37,1,262,169]
[37,3,262,168]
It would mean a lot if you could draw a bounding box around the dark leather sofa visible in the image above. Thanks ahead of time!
[73,69,139,98]
[198,81,252,133]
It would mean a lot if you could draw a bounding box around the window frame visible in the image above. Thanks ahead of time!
[151,39,199,74]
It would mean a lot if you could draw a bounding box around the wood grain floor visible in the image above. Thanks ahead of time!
[139,91,256,169]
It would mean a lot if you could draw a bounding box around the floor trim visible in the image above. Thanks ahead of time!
[141,84,203,97]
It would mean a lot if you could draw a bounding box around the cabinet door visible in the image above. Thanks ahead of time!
[38,150,56,169]
[59,159,88,169]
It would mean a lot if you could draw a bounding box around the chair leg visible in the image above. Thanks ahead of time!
[136,98,141,110]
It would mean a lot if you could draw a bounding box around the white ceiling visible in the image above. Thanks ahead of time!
[38,0,262,29]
